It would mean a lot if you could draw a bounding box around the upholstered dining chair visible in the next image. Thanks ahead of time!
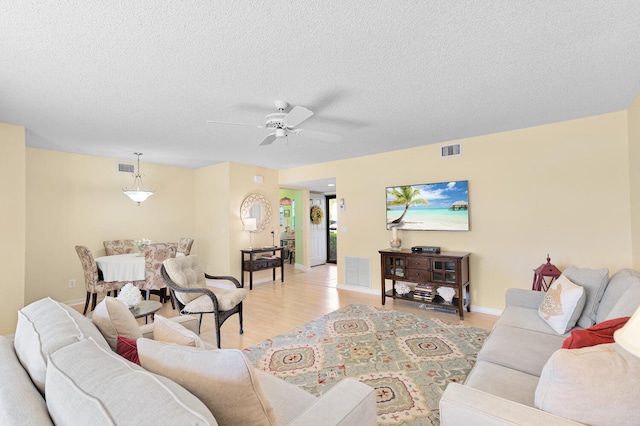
[75,245,125,314]
[161,255,247,348]
[141,243,178,305]
[103,240,137,256]
[176,238,194,256]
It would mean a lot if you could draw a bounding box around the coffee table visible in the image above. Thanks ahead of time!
[129,300,162,323]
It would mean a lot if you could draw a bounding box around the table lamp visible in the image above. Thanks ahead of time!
[244,218,257,250]
[614,305,640,357]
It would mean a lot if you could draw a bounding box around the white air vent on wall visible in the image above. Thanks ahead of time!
[440,143,462,158]
[117,162,135,173]
[344,256,371,288]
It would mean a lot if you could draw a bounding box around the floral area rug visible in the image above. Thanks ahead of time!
[243,303,489,425]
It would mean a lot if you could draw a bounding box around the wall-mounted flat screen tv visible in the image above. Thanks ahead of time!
[386,180,469,231]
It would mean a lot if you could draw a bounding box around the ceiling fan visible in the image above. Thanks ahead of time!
[207,100,343,146]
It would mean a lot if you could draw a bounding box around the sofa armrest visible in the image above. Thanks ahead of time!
[440,383,582,426]
[288,379,376,426]
[505,288,546,309]
[139,315,200,339]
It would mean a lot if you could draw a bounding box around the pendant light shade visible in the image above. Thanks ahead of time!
[123,153,154,205]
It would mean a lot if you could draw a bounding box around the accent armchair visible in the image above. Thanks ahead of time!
[162,255,247,348]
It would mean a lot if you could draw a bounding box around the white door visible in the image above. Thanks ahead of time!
[309,194,327,267]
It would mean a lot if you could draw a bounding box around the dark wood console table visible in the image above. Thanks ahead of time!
[241,247,284,290]
[379,249,471,320]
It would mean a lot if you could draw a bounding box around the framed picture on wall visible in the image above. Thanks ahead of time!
[386,180,469,231]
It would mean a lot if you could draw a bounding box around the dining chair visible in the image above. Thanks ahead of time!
[103,240,137,256]
[177,238,194,256]
[161,255,247,348]
[141,243,178,306]
[75,245,125,314]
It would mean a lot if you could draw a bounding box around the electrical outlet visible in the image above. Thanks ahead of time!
[69,279,76,288]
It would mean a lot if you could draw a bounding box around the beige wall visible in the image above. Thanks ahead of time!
[1,104,638,331]
[25,148,196,304]
[280,112,633,312]
[628,94,640,269]
[0,124,26,334]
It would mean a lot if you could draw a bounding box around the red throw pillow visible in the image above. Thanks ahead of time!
[562,316,630,349]
[117,335,140,365]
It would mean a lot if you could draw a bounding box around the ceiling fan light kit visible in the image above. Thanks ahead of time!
[207,100,342,146]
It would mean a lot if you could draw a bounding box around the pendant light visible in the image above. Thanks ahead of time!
[123,152,154,205]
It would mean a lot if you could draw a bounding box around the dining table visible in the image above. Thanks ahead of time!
[94,253,145,282]
[95,252,186,282]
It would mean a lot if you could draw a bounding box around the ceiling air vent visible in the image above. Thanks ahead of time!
[117,162,135,174]
[440,143,462,158]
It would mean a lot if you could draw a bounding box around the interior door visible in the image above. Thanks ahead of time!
[309,194,327,266]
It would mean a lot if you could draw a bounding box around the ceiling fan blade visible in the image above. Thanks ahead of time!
[206,120,264,129]
[283,106,313,128]
[296,129,342,143]
[259,134,278,146]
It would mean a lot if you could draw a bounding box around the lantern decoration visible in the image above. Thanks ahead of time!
[532,254,562,292]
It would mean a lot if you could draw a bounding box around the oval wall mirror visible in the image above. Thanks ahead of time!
[240,193,272,232]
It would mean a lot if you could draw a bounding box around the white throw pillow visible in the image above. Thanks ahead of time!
[138,338,276,426]
[91,297,142,351]
[538,275,586,334]
[535,343,640,425]
[46,338,216,425]
[153,314,205,348]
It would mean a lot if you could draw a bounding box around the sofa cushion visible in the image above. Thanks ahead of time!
[91,297,143,352]
[535,343,640,425]
[153,314,205,348]
[562,265,609,328]
[477,325,566,377]
[596,269,640,323]
[13,297,110,394]
[0,336,53,425]
[495,306,572,335]
[538,275,586,334]
[562,316,630,349]
[46,338,217,425]
[137,338,276,426]
[464,360,540,408]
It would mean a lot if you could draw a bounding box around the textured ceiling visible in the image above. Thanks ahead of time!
[2,1,640,171]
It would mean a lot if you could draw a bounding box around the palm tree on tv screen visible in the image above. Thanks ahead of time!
[387,186,428,225]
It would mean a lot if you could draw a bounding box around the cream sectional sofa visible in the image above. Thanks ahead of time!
[440,267,640,425]
[1,297,376,425]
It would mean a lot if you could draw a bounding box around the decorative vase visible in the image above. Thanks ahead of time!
[390,227,401,250]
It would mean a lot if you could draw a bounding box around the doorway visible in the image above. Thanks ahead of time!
[326,195,337,263]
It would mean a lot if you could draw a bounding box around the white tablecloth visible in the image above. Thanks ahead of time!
[95,253,145,282]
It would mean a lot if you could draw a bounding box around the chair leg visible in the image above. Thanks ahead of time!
[91,293,98,312]
[83,292,91,315]
[215,318,221,349]
[238,305,244,335]
[198,313,203,335]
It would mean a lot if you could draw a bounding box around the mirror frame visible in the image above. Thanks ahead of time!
[240,193,272,233]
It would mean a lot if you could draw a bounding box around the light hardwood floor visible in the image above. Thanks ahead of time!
[150,263,499,349]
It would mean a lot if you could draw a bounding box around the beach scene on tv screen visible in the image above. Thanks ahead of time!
[386,180,469,231]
